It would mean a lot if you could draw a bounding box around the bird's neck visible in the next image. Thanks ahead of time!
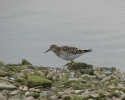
[53,47,61,57]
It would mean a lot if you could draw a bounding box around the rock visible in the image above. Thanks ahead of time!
[37,70,45,77]
[19,86,23,91]
[64,79,79,87]
[25,92,30,96]
[0,70,8,77]
[90,92,100,99]
[109,90,121,98]
[35,89,40,92]
[80,68,94,75]
[100,76,111,83]
[9,98,20,100]
[96,74,106,80]
[2,90,8,97]
[75,90,83,94]
[50,95,58,100]
[27,92,39,99]
[64,87,75,94]
[98,90,110,97]
[75,71,82,77]
[0,83,17,90]
[46,71,55,81]
[62,94,71,100]
[111,96,120,100]
[9,90,20,96]
[87,99,94,100]
[27,75,52,88]
[0,93,7,100]
[0,61,5,67]
[22,96,35,100]
[59,73,69,81]
[108,85,116,90]
[29,88,40,92]
[117,83,125,89]
[66,62,93,70]
[51,86,58,92]
[29,88,36,92]
[40,91,48,97]
[81,92,91,99]
[71,83,81,90]
[23,86,28,91]
[58,92,65,97]
[22,59,32,65]
[121,93,125,100]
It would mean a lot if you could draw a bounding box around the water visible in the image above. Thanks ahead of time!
[0,0,125,71]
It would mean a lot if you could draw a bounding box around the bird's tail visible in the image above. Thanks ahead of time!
[84,49,92,53]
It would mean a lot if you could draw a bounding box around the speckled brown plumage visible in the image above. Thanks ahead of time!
[45,45,92,62]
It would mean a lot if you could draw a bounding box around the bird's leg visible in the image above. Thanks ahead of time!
[63,60,74,67]
[62,60,74,67]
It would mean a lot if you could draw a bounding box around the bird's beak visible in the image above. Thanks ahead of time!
[45,49,50,53]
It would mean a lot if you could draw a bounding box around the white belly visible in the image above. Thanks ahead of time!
[60,52,83,61]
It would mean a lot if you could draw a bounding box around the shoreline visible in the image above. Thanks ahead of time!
[0,59,125,100]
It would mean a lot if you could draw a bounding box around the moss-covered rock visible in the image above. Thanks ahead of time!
[80,68,94,75]
[22,59,32,65]
[64,80,80,87]
[15,77,27,85]
[66,62,93,70]
[3,65,27,73]
[0,70,8,77]
[0,61,5,67]
[27,92,39,99]
[71,83,82,90]
[27,75,52,88]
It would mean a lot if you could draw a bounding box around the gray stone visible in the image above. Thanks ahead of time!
[62,94,71,100]
[100,76,111,83]
[50,95,58,100]
[22,96,35,100]
[0,83,17,90]
[117,83,125,89]
[0,93,7,100]
[75,90,83,94]
[9,90,20,96]
[0,70,8,77]
[2,90,8,97]
[9,98,20,100]
[91,92,100,98]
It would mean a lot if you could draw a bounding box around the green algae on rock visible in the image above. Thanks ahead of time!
[0,61,5,67]
[0,70,8,77]
[66,62,93,70]
[22,59,32,66]
[27,75,52,88]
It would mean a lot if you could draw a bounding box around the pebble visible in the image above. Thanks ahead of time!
[0,93,7,100]
[0,83,17,90]
[9,90,20,96]
[23,86,28,91]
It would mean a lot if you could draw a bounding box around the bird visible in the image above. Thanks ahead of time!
[45,45,92,63]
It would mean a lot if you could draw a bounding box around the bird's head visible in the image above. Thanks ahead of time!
[45,45,58,53]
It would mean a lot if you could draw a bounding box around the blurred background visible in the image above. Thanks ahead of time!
[0,0,125,71]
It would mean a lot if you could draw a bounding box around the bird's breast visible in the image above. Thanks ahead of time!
[59,52,83,60]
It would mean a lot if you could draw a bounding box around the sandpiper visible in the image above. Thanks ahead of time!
[45,45,92,63]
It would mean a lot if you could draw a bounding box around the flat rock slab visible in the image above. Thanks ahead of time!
[0,83,17,90]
